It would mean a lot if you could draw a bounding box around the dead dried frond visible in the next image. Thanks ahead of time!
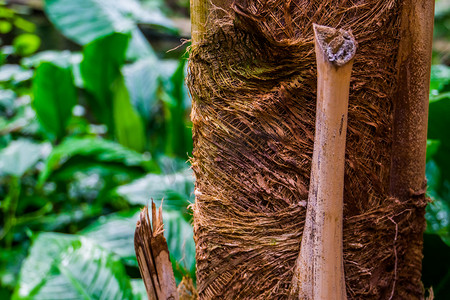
[134,202,179,300]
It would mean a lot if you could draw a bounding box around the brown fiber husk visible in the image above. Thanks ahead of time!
[187,1,428,299]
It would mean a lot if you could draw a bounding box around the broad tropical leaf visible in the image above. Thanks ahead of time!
[38,137,155,185]
[33,62,77,139]
[80,33,129,131]
[13,233,134,300]
[112,77,146,152]
[122,57,160,120]
[44,0,175,46]
[0,139,48,177]
[426,139,441,162]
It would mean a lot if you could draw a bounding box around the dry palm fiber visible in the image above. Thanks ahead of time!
[188,1,428,299]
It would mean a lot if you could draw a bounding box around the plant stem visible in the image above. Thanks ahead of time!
[291,24,356,300]
[389,0,435,198]
[190,0,209,44]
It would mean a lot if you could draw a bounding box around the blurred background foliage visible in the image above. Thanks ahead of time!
[0,0,448,299]
[0,0,193,298]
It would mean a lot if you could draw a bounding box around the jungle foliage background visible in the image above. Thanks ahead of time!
[0,0,449,299]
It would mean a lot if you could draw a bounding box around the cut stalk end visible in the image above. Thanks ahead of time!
[313,24,357,67]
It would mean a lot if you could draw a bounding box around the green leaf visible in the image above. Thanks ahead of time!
[44,0,175,46]
[112,77,146,152]
[122,57,160,120]
[38,137,155,185]
[430,65,450,96]
[426,139,441,162]
[13,34,41,56]
[44,0,133,45]
[115,168,194,209]
[0,139,48,177]
[80,33,129,131]
[13,233,134,300]
[33,62,77,139]
[51,160,142,184]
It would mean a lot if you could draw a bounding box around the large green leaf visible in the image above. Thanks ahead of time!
[44,0,173,62]
[115,168,194,209]
[122,57,160,120]
[426,139,441,162]
[81,207,196,280]
[112,77,146,152]
[33,62,77,139]
[13,233,134,300]
[38,137,155,185]
[0,139,48,177]
[44,0,174,45]
[80,33,129,131]
[429,65,450,95]
[44,0,133,45]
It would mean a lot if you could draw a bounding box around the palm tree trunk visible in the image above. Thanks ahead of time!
[188,1,434,298]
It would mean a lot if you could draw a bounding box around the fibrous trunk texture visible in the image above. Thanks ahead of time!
[188,1,432,299]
